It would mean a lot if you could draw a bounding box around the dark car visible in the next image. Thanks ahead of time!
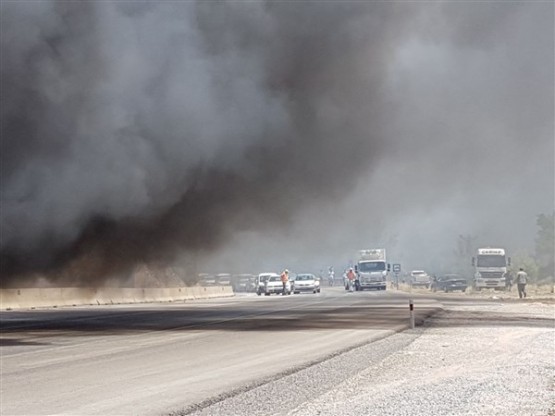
[431,274,468,293]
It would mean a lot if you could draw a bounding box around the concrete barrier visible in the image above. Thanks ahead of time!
[0,286,234,310]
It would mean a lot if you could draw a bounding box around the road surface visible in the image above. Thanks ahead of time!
[1,288,438,415]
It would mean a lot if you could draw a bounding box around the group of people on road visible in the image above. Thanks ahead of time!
[283,266,530,299]
[279,265,357,293]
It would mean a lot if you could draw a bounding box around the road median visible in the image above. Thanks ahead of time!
[0,286,234,310]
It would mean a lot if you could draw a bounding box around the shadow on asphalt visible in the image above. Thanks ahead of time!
[0,338,50,347]
[1,295,553,339]
[1,301,439,336]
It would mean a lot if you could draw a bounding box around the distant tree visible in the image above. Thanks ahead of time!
[535,212,554,282]
[511,251,539,282]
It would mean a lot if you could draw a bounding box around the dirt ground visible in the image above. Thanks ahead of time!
[395,282,555,303]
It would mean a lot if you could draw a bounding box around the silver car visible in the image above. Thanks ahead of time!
[410,270,432,288]
[292,273,320,294]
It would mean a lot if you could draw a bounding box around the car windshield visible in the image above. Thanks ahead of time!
[268,276,280,282]
[477,255,506,267]
[358,262,385,272]
[296,275,315,281]
[259,275,272,282]
[411,271,426,276]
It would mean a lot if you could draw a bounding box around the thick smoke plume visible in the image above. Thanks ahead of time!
[1,2,553,286]
[1,2,414,285]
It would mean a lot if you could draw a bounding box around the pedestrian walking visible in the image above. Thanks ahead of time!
[328,266,335,286]
[280,269,289,295]
[516,268,528,299]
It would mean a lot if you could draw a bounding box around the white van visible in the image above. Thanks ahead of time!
[256,273,277,296]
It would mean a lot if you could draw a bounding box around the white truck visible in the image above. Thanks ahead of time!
[472,248,511,291]
[354,249,390,291]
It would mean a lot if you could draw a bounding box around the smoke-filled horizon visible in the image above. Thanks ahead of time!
[1,2,553,286]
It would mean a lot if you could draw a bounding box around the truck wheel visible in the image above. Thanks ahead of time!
[264,292,270,296]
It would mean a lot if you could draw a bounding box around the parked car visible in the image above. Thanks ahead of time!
[231,274,256,292]
[256,273,277,296]
[410,270,432,288]
[264,274,291,295]
[292,273,320,294]
[216,273,232,286]
[198,273,216,286]
[431,274,468,293]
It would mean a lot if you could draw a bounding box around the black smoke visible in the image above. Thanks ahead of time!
[1,2,418,285]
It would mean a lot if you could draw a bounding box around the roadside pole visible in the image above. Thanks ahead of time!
[409,298,415,329]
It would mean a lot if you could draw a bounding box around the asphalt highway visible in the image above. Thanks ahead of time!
[0,287,440,415]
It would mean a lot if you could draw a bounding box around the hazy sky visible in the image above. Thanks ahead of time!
[1,2,553,283]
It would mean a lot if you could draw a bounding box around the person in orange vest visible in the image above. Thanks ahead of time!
[347,267,356,292]
[280,269,289,295]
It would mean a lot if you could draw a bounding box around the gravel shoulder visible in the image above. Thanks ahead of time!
[183,300,554,416]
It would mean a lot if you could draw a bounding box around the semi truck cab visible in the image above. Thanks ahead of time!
[472,248,510,291]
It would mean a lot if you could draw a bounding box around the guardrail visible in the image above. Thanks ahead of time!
[0,286,234,310]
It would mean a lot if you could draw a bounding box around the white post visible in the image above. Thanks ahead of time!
[409,298,415,329]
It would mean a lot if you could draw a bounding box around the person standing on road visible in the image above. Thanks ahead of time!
[328,266,335,286]
[516,268,528,299]
[280,269,289,295]
[346,267,356,292]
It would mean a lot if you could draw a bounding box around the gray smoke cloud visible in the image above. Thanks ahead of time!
[1,2,553,284]
[197,2,554,275]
